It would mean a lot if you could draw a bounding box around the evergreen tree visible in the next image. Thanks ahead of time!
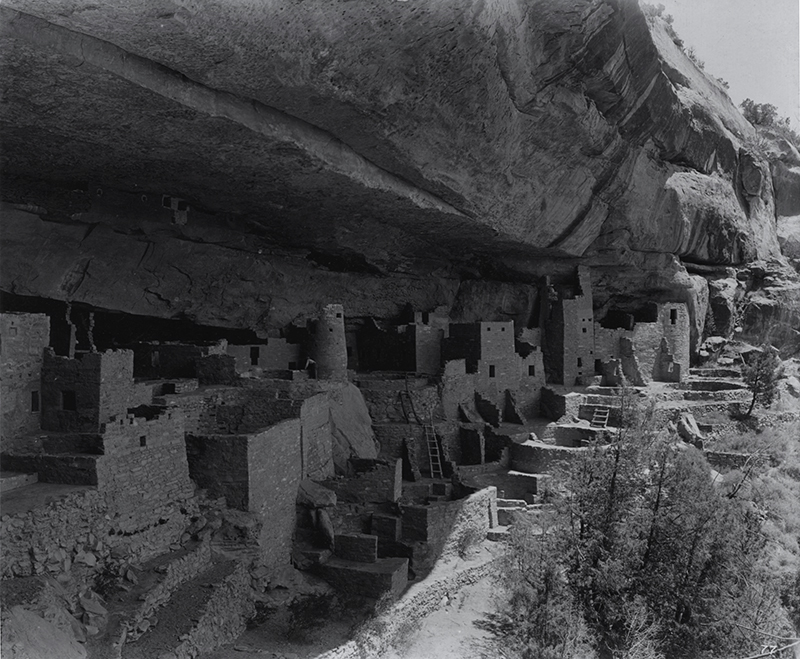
[742,346,782,417]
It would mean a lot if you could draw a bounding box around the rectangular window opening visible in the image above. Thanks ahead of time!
[582,327,587,333]
[489,365,496,378]
[139,435,147,447]
[288,361,298,370]
[421,312,429,324]
[162,195,172,208]
[250,346,260,366]
[31,390,40,412]
[670,309,678,325]
[528,365,536,377]
[162,383,176,395]
[577,358,583,368]
[336,312,342,318]
[61,390,77,411]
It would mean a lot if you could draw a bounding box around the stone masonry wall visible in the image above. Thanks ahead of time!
[413,324,443,375]
[227,340,303,374]
[131,341,227,379]
[0,312,49,450]
[185,434,250,510]
[97,408,195,534]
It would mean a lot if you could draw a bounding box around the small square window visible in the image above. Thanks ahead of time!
[528,365,536,377]
[139,435,147,447]
[489,365,496,378]
[582,328,587,333]
[288,361,298,369]
[162,383,176,395]
[501,327,506,332]
[176,200,188,211]
[486,327,491,332]
[336,312,342,318]
[162,195,172,208]
[31,391,40,412]
[61,390,77,411]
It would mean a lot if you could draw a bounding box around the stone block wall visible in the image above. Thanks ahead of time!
[440,359,474,421]
[97,409,195,534]
[186,434,250,510]
[131,341,227,379]
[311,304,348,381]
[227,340,303,374]
[41,349,133,432]
[320,459,402,504]
[412,324,443,375]
[361,384,440,424]
[0,312,50,450]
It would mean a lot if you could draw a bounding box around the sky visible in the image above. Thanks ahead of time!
[657,0,800,128]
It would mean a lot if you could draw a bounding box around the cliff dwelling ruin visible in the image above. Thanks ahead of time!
[1,0,799,657]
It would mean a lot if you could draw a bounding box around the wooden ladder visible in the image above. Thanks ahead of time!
[590,406,610,428]
[424,419,444,480]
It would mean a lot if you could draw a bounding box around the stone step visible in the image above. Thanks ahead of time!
[486,526,510,542]
[0,471,38,493]
[319,556,409,600]
[120,558,250,659]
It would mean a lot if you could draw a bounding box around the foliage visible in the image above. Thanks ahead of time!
[484,406,796,658]
[742,346,783,417]
[685,47,704,70]
[740,99,800,148]
[640,3,683,48]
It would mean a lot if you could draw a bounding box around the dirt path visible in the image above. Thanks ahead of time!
[380,572,496,659]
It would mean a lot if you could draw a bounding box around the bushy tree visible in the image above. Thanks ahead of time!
[742,346,783,417]
[740,99,800,147]
[484,416,793,658]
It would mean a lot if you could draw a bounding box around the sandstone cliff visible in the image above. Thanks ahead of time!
[0,0,797,348]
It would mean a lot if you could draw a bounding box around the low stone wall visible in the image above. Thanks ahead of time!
[320,460,402,504]
[123,543,213,643]
[317,554,501,659]
[169,560,254,659]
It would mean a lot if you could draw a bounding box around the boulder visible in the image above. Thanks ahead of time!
[328,383,379,475]
[677,413,704,449]
[297,480,337,509]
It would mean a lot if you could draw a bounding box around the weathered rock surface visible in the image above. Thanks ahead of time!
[1,606,86,659]
[0,0,796,343]
[328,384,379,474]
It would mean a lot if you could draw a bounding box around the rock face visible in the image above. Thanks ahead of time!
[0,0,796,345]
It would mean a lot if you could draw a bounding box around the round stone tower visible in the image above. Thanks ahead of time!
[310,304,347,380]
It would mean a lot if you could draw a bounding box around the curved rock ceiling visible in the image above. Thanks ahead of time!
[0,0,793,335]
